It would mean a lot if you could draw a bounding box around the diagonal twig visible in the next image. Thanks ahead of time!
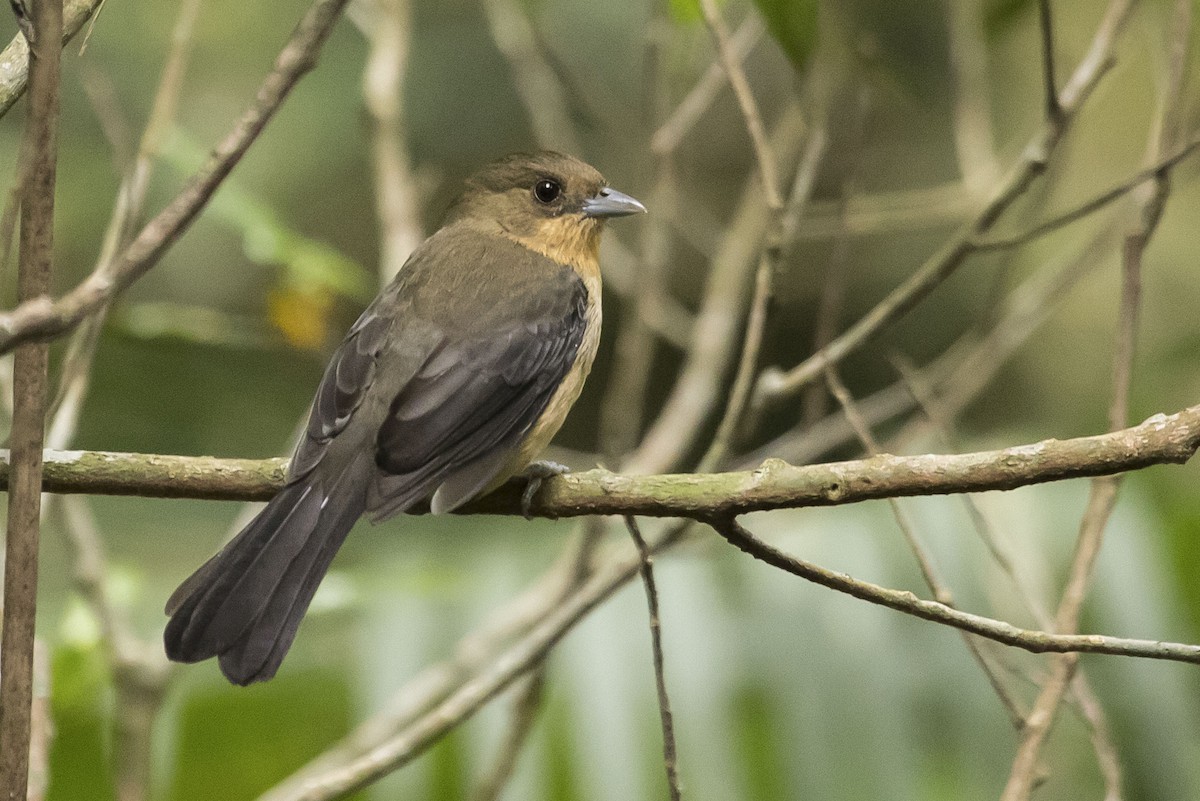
[0,0,353,356]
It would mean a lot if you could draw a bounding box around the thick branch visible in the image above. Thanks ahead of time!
[0,406,1196,515]
[0,0,61,795]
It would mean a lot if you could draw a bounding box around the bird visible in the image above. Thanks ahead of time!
[163,151,645,685]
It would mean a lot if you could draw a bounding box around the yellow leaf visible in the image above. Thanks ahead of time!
[268,286,334,352]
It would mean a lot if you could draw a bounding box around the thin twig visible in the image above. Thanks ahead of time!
[1003,9,1180,793]
[752,0,1135,411]
[480,0,583,155]
[707,517,1200,664]
[626,105,806,475]
[824,366,1027,728]
[625,516,683,801]
[946,0,1001,195]
[650,15,764,155]
[0,0,353,355]
[0,0,104,117]
[260,524,691,801]
[697,0,782,210]
[468,671,545,801]
[47,0,204,450]
[972,137,1200,252]
[0,0,60,794]
[702,123,829,472]
[351,0,423,282]
[1039,0,1063,122]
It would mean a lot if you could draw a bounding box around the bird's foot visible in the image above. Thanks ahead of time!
[520,460,570,520]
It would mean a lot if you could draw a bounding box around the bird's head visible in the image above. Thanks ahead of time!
[447,151,645,265]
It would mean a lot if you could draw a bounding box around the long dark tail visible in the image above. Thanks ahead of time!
[164,459,368,685]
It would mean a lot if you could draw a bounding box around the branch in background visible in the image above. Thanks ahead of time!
[890,354,1125,797]
[946,0,1002,195]
[0,0,103,117]
[625,517,683,801]
[480,0,583,155]
[824,366,1028,728]
[972,137,1200,252]
[0,405,1196,516]
[751,0,1137,412]
[1003,2,1182,793]
[650,15,764,156]
[0,0,353,356]
[697,0,782,210]
[257,523,688,801]
[48,0,204,451]
[351,0,424,283]
[625,105,807,475]
[707,517,1200,664]
[0,0,61,795]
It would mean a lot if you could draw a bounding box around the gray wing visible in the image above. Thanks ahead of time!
[289,229,590,518]
[368,274,589,518]
[287,306,405,480]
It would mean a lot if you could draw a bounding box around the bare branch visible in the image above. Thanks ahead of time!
[0,0,353,355]
[0,0,60,794]
[258,525,689,801]
[468,671,545,801]
[0,0,103,117]
[625,517,683,801]
[1039,0,1063,122]
[707,518,1200,665]
[651,15,764,155]
[1004,5,1180,793]
[697,0,783,210]
[753,0,1136,411]
[626,105,806,475]
[0,405,1197,517]
[972,137,1200,252]
[352,0,423,282]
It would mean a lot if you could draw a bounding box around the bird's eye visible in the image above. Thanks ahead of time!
[533,179,562,204]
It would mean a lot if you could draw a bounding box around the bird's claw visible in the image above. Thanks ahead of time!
[520,460,570,520]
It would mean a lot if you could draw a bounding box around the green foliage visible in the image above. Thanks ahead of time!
[48,619,116,801]
[752,0,819,69]
[166,672,355,801]
[668,0,705,23]
[161,130,374,304]
[984,0,1036,33]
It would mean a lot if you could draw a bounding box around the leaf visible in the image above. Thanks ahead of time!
[984,0,1036,34]
[668,0,704,24]
[267,284,335,352]
[161,129,375,304]
[752,0,819,70]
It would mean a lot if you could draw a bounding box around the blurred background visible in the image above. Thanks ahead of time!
[1,0,1199,798]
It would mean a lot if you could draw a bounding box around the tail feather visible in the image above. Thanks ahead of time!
[164,459,368,685]
[217,485,363,684]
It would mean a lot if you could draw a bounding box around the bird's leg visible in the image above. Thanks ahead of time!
[520,460,570,519]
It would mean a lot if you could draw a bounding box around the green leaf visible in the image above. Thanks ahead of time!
[668,0,703,23]
[161,129,375,304]
[984,0,1035,34]
[752,0,819,70]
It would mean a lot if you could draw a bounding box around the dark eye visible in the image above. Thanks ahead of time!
[533,179,562,204]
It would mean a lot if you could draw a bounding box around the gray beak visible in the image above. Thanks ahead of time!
[582,187,647,219]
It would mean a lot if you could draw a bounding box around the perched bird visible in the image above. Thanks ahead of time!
[164,152,644,685]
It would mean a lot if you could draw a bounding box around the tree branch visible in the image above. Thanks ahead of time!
[0,0,61,794]
[0,0,352,356]
[0,406,1196,516]
[0,0,102,118]
[707,517,1200,665]
[752,0,1135,411]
